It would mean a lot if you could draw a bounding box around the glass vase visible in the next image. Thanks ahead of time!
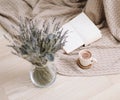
[30,62,56,88]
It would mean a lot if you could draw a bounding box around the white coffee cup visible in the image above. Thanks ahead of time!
[79,49,97,66]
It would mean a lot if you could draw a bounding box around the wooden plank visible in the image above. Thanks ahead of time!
[0,88,9,100]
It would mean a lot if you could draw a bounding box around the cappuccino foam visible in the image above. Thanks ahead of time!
[82,51,91,59]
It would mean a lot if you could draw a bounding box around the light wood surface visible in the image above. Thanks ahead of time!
[0,26,120,100]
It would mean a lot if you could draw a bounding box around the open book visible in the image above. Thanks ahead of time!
[61,12,102,54]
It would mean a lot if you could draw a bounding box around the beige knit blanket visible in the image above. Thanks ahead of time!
[0,0,120,76]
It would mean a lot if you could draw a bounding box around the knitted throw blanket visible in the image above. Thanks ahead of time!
[0,0,120,76]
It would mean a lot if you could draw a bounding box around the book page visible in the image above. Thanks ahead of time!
[62,24,84,54]
[61,12,102,54]
[69,12,102,45]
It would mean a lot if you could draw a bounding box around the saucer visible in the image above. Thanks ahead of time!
[76,59,92,69]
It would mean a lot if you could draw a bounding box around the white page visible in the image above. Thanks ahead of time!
[61,12,102,54]
[62,24,84,53]
[69,12,102,45]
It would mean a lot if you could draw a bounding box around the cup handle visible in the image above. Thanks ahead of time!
[90,57,97,64]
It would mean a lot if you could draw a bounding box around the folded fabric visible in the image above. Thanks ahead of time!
[0,0,120,76]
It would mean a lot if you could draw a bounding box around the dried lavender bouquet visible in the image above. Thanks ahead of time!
[5,18,67,87]
[6,18,67,66]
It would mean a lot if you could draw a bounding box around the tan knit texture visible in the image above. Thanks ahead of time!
[55,28,120,76]
[103,0,120,41]
[0,0,120,76]
[84,0,104,25]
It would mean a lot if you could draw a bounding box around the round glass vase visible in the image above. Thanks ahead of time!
[30,62,56,88]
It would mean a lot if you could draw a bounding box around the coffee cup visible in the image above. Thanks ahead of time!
[78,49,97,67]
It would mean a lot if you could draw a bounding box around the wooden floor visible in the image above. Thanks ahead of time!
[0,26,120,100]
